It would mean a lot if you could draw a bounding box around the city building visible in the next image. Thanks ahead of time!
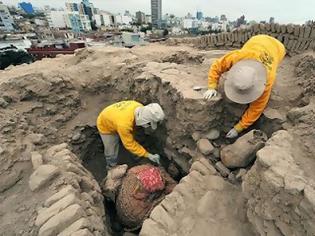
[115,13,132,25]
[78,0,94,29]
[183,19,198,29]
[145,15,152,24]
[196,11,203,20]
[220,14,227,22]
[80,14,92,31]
[0,1,15,32]
[185,12,193,19]
[151,0,162,28]
[136,11,145,25]
[34,19,47,26]
[94,14,103,27]
[65,2,79,12]
[100,11,115,26]
[46,10,67,29]
[18,2,34,14]
[66,12,82,32]
[269,17,275,24]
[80,0,93,21]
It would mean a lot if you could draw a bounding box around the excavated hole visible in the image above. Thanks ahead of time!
[66,71,283,235]
[70,124,183,235]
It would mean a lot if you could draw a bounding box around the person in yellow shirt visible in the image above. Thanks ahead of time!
[97,101,165,168]
[203,35,286,138]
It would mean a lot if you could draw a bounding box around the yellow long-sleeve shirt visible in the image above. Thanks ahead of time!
[208,35,286,132]
[96,101,149,157]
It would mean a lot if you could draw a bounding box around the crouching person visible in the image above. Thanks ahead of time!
[96,100,165,169]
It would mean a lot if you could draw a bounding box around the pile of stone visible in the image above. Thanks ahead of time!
[29,143,109,236]
[194,129,267,182]
[168,23,315,55]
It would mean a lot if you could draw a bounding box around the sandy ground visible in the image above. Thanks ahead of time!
[0,44,314,236]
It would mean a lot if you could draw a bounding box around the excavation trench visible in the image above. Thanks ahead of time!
[65,59,282,235]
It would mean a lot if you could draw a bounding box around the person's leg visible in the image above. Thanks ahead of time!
[100,133,120,169]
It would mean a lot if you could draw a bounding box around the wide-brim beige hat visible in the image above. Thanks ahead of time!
[224,59,267,104]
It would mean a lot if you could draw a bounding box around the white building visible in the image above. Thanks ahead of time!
[115,14,132,25]
[211,21,228,32]
[183,19,198,29]
[102,12,112,26]
[0,1,15,32]
[145,15,152,24]
[80,14,92,31]
[47,10,67,28]
[94,14,103,27]
[34,19,47,26]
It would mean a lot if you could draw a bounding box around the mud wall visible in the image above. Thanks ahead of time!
[242,130,315,236]
[30,144,109,236]
[168,23,315,55]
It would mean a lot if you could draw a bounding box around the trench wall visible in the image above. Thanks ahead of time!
[167,23,315,55]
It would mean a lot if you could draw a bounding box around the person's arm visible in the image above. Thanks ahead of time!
[117,126,149,157]
[208,50,245,89]
[234,86,272,132]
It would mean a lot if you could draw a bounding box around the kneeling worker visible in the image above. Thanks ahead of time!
[204,35,286,138]
[97,101,165,168]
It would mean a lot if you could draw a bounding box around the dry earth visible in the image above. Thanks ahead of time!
[0,43,314,236]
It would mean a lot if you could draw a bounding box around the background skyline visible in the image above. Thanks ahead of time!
[2,0,314,24]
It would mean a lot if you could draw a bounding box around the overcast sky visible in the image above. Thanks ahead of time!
[3,0,314,24]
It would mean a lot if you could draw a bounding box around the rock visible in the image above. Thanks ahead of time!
[123,232,137,236]
[192,132,201,142]
[27,133,44,145]
[71,133,81,142]
[215,162,231,178]
[38,204,84,236]
[71,229,93,236]
[212,148,220,160]
[263,108,286,122]
[0,98,9,108]
[236,169,247,181]
[221,130,267,168]
[0,169,22,193]
[141,219,167,236]
[205,129,220,140]
[31,152,43,170]
[190,160,214,176]
[46,143,68,159]
[167,163,180,179]
[45,185,77,207]
[228,173,237,184]
[58,218,90,236]
[197,139,214,155]
[29,165,59,191]
[36,193,79,227]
